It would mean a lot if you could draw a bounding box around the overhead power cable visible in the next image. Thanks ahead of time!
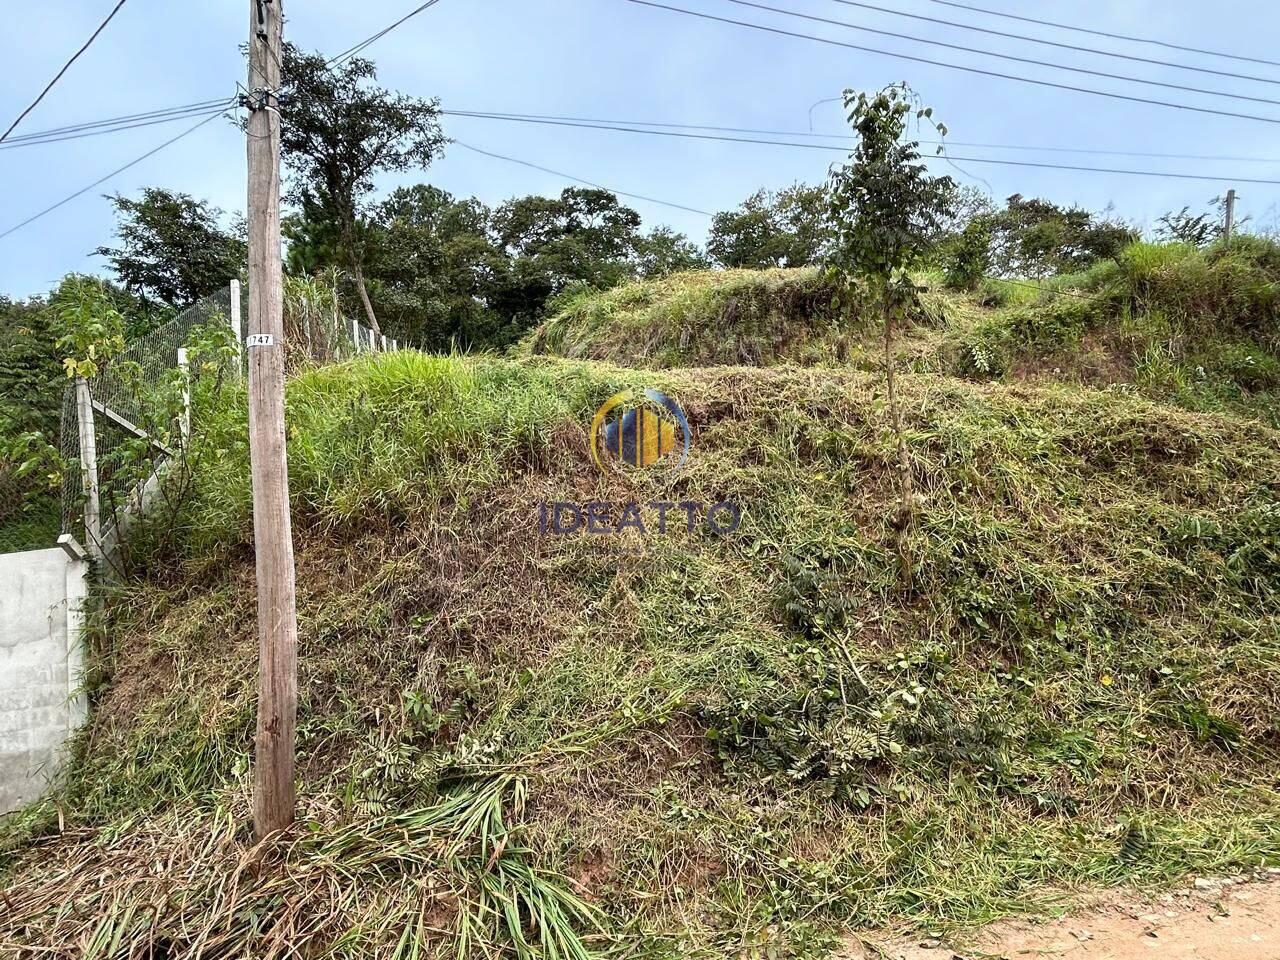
[822,0,1280,88]
[922,0,1280,71]
[622,0,1280,127]
[0,99,236,150]
[0,98,234,143]
[0,109,227,241]
[327,0,444,67]
[444,108,1280,164]
[1,0,130,143]
[724,0,1280,109]
[441,111,1280,185]
[452,140,714,215]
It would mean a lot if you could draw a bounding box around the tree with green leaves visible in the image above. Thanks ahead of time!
[986,194,1135,277]
[826,84,955,584]
[1155,196,1247,247]
[364,185,509,349]
[488,187,645,333]
[96,188,245,311]
[279,44,447,335]
[708,183,831,269]
[634,226,710,278]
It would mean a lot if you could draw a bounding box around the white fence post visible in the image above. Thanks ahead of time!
[229,280,243,376]
[74,377,101,560]
[351,317,361,354]
[368,327,377,353]
[380,333,387,352]
[176,347,191,446]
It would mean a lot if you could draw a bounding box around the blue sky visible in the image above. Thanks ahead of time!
[3,0,1280,298]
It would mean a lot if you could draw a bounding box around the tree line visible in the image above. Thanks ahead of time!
[0,45,1242,489]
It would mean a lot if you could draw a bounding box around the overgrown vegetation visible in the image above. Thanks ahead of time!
[524,268,848,367]
[528,235,1280,427]
[5,47,1280,958]
[3,352,1278,956]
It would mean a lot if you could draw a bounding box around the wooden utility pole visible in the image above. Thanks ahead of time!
[246,0,299,839]
[1224,189,1236,240]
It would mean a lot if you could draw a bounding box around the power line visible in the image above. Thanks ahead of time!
[442,111,1280,185]
[622,0,1280,127]
[445,107,1280,164]
[1,0,130,143]
[724,0,1280,109]
[16,93,1280,166]
[0,110,227,241]
[0,0,446,241]
[0,99,236,150]
[922,0,1280,71]
[822,0,1280,88]
[0,98,233,144]
[327,0,445,67]
[451,140,714,215]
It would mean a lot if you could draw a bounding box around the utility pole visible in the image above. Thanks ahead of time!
[245,0,299,839]
[1224,189,1236,240]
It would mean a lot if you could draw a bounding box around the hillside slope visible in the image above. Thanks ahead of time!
[3,353,1280,958]
[524,240,1280,426]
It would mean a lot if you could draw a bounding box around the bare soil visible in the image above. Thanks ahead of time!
[848,875,1280,960]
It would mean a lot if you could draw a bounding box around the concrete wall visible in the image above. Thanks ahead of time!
[0,542,88,814]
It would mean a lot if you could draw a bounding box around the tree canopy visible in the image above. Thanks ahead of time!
[95,189,245,311]
[707,184,831,269]
[279,44,447,333]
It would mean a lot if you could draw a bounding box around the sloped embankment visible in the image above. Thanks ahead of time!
[523,267,854,367]
[524,240,1280,426]
[3,352,1279,957]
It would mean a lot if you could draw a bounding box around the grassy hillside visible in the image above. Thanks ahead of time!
[524,239,1280,426]
[4,352,1279,957]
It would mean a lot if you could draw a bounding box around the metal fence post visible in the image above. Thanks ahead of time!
[230,279,243,376]
[74,377,101,560]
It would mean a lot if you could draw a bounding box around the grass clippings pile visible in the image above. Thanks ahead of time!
[2,351,1279,958]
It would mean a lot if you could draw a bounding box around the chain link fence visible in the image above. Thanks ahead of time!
[55,278,400,554]
[58,286,243,551]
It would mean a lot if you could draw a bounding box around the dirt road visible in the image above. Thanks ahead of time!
[850,874,1280,960]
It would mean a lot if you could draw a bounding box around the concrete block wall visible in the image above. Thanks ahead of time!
[0,543,88,814]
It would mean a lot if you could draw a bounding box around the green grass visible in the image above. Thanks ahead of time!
[523,268,850,368]
[4,352,1279,957]
[523,240,1280,426]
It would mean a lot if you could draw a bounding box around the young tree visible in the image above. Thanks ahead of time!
[278,45,447,334]
[96,188,246,310]
[826,84,955,585]
[1155,207,1217,247]
[1155,196,1249,247]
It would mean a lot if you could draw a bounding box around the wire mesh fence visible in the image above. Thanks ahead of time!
[58,287,241,550]
[0,467,60,554]
[54,278,402,553]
